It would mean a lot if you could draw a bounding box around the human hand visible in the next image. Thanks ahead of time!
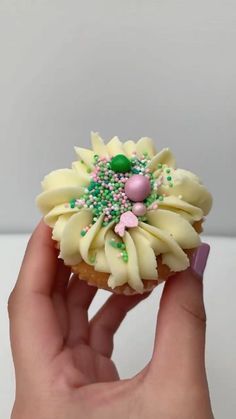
[8,220,214,419]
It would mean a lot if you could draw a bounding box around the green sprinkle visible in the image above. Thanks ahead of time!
[166,168,171,173]
[89,254,96,264]
[167,176,172,181]
[109,240,117,248]
[80,230,86,237]
[122,250,129,262]
[158,163,163,169]
[110,154,131,173]
[69,198,76,208]
[159,195,164,201]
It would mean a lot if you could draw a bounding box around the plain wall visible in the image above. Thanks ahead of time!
[0,0,235,234]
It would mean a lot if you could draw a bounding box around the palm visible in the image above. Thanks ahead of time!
[58,343,119,386]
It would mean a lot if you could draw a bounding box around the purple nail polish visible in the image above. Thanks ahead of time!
[190,243,210,279]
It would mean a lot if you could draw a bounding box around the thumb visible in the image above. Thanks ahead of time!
[150,243,210,386]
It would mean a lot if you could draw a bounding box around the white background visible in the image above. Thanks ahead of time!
[0,1,236,418]
[0,0,235,234]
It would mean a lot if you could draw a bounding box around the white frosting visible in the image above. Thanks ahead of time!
[36,133,213,292]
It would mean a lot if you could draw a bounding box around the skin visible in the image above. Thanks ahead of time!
[8,220,214,419]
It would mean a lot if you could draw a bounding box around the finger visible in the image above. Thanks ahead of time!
[66,275,97,347]
[52,260,71,339]
[89,292,151,358]
[15,219,58,294]
[149,243,210,387]
[8,220,64,366]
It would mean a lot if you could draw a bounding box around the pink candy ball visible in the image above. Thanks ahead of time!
[132,202,147,216]
[125,174,151,202]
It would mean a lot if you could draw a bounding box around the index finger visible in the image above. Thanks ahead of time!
[8,219,66,365]
[15,218,58,295]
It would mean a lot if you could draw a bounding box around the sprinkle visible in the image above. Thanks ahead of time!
[89,254,96,263]
[74,154,158,227]
[167,176,172,181]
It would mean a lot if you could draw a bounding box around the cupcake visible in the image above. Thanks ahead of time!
[36,133,212,295]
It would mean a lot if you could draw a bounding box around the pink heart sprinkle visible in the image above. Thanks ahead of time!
[115,211,138,237]
[114,222,125,237]
[120,211,138,228]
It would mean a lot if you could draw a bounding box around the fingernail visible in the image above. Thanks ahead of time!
[190,243,210,280]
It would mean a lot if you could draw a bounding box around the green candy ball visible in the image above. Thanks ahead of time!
[110,154,131,173]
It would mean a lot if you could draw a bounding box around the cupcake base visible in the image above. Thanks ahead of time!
[71,248,195,295]
[70,220,202,295]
